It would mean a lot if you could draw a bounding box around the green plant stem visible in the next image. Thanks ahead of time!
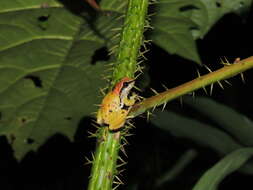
[111,0,148,85]
[88,0,149,189]
[131,56,253,117]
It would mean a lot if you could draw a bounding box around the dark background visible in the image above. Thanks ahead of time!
[1,3,253,190]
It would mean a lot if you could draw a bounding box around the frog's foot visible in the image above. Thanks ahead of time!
[135,94,145,101]
[126,115,134,119]
[123,93,138,107]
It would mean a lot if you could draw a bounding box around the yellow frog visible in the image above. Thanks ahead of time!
[97,77,136,130]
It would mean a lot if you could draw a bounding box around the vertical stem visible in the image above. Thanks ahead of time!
[112,0,149,85]
[88,0,149,190]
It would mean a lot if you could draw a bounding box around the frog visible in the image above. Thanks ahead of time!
[97,77,136,131]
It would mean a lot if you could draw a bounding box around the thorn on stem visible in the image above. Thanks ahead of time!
[210,83,214,96]
[162,84,168,90]
[196,69,201,78]
[192,91,195,98]
[240,73,245,83]
[114,175,124,185]
[204,64,212,73]
[202,86,208,94]
[118,156,126,165]
[120,145,128,157]
[150,88,159,95]
[162,102,167,111]
[224,80,232,86]
[146,111,152,122]
[84,156,93,165]
[220,57,231,66]
[217,81,224,89]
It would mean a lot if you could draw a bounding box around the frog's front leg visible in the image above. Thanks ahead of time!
[122,93,137,107]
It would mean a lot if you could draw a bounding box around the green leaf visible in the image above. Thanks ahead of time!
[149,0,252,63]
[100,0,127,13]
[0,0,108,159]
[195,0,252,37]
[151,110,253,174]
[183,96,253,146]
[193,148,253,190]
[151,111,242,155]
[150,0,203,63]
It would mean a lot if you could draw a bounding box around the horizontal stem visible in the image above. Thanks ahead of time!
[131,56,253,116]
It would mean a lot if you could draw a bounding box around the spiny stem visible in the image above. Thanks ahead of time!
[111,0,148,85]
[131,56,253,117]
[88,0,149,189]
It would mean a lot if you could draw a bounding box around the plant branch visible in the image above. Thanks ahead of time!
[88,0,149,189]
[131,56,253,117]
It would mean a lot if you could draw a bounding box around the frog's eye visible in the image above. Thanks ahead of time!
[120,80,135,101]
[122,80,134,88]
[122,81,130,88]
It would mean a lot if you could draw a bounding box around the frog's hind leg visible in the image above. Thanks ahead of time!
[96,108,104,125]
[108,110,128,131]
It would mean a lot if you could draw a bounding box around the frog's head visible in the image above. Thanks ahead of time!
[113,77,135,97]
